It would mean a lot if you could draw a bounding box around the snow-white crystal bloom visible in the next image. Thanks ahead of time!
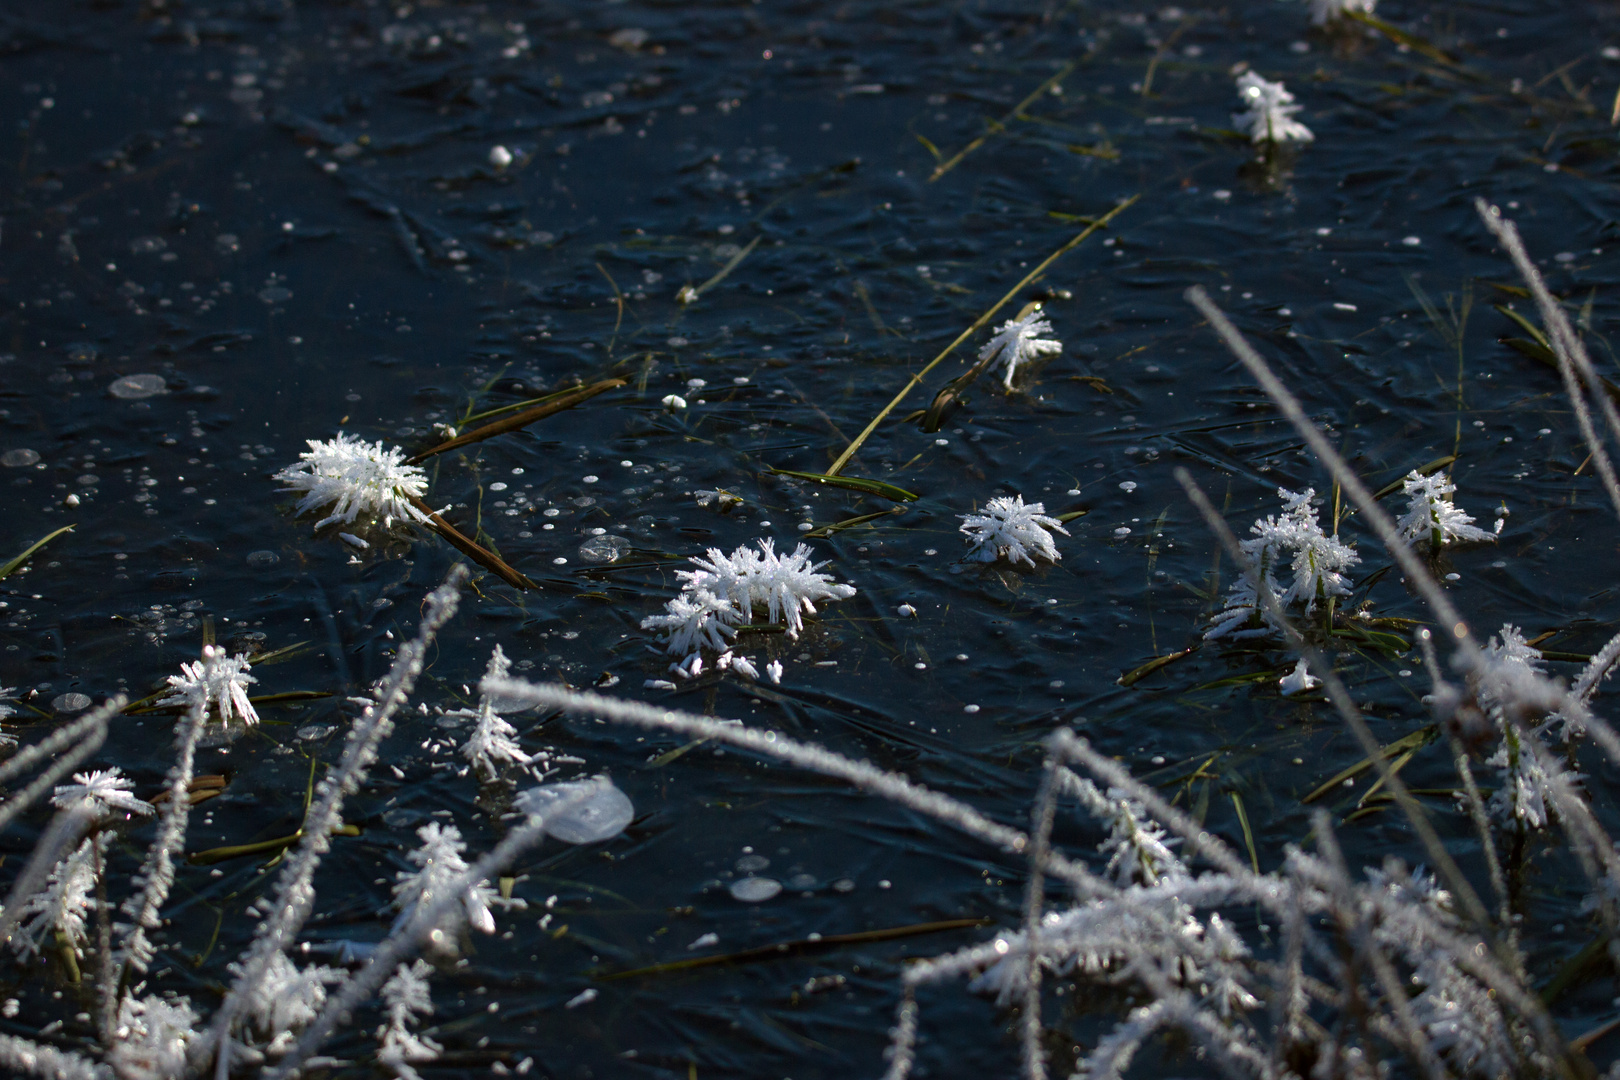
[959,495,1068,567]
[51,767,154,818]
[1279,658,1321,695]
[109,994,199,1080]
[1396,470,1498,547]
[230,950,341,1053]
[1233,72,1313,144]
[979,303,1062,389]
[14,836,101,958]
[1207,487,1357,639]
[457,646,532,779]
[1310,0,1374,25]
[1068,776,1187,887]
[376,960,442,1080]
[393,822,501,936]
[274,431,433,531]
[644,538,855,660]
[157,645,259,727]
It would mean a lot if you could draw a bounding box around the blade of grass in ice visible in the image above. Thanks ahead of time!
[407,378,626,464]
[803,507,907,538]
[1117,645,1199,687]
[767,468,919,503]
[405,493,538,590]
[676,234,762,305]
[0,525,73,581]
[1229,791,1259,873]
[928,62,1077,182]
[597,918,990,981]
[826,196,1137,477]
[1302,727,1437,804]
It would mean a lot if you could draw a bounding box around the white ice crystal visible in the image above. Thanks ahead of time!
[643,539,855,660]
[1279,658,1320,695]
[109,994,199,1080]
[1309,0,1375,25]
[1207,487,1357,639]
[978,303,1063,389]
[376,960,442,1080]
[1068,776,1187,887]
[231,950,341,1054]
[641,588,739,657]
[393,822,501,937]
[1476,624,1558,828]
[156,645,259,727]
[51,767,154,818]
[0,685,16,722]
[14,835,102,959]
[1395,470,1498,548]
[959,495,1069,567]
[457,646,532,779]
[274,431,433,531]
[1232,72,1314,144]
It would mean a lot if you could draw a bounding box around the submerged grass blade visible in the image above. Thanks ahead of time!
[802,507,907,538]
[767,468,919,503]
[407,378,626,464]
[677,234,762,305]
[406,493,538,590]
[928,61,1077,182]
[1301,727,1437,805]
[826,195,1138,477]
[0,525,74,581]
[1117,645,1198,687]
[597,918,989,981]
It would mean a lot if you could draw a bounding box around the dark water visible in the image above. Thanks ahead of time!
[3,0,1620,1075]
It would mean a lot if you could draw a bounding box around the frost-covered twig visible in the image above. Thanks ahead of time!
[201,568,465,1079]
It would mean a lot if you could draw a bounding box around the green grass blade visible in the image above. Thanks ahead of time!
[767,468,919,503]
[0,525,74,581]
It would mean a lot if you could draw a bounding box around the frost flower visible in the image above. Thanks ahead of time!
[643,539,855,665]
[1310,0,1374,25]
[376,960,442,1080]
[109,994,199,1080]
[1396,470,1498,548]
[275,431,433,531]
[458,646,532,779]
[52,767,154,818]
[157,645,259,727]
[959,495,1068,567]
[1279,658,1320,695]
[14,835,102,958]
[231,950,341,1054]
[393,822,502,936]
[979,303,1062,389]
[1233,72,1313,144]
[1207,487,1357,640]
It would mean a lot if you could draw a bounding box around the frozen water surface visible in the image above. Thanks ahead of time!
[0,0,1618,1075]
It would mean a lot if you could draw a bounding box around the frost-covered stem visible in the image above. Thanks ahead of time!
[1449,731,1514,940]
[202,568,466,1080]
[1018,751,1063,1080]
[1185,287,1473,651]
[0,802,98,955]
[92,835,115,1045]
[1311,813,1448,1080]
[482,679,1111,898]
[880,987,920,1080]
[1476,200,1620,523]
[1114,961,1277,1080]
[263,781,602,1080]
[0,1033,109,1080]
[0,698,120,835]
[1174,469,1494,933]
[116,698,208,996]
[1271,889,1308,1075]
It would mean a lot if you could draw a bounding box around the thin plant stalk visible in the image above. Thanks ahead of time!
[200,568,465,1079]
[1018,750,1063,1080]
[825,196,1138,478]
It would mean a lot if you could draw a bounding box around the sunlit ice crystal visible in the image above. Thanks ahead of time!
[1232,71,1313,144]
[274,431,434,531]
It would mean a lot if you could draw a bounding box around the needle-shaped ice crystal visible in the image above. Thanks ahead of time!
[392,823,501,936]
[156,645,259,727]
[274,431,433,531]
[979,303,1063,389]
[1395,470,1499,548]
[959,495,1069,567]
[1233,72,1313,144]
[51,767,154,818]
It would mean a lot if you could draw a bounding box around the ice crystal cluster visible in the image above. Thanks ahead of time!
[392,822,505,937]
[1207,486,1358,639]
[1310,0,1375,24]
[275,431,433,531]
[447,645,535,780]
[1397,469,1501,547]
[958,495,1068,566]
[978,303,1062,389]
[641,538,855,682]
[1232,71,1313,144]
[156,644,259,727]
